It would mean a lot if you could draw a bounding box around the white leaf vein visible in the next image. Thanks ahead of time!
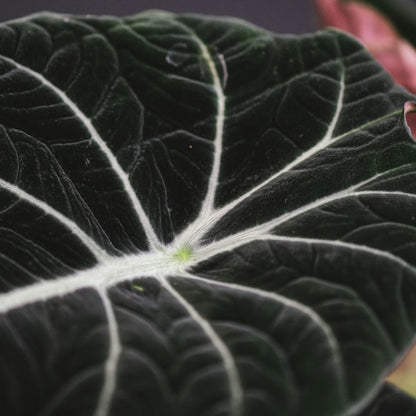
[195,38,226,219]
[174,271,348,403]
[0,177,108,261]
[93,289,121,416]
[0,54,161,251]
[161,277,243,416]
[175,68,345,247]
[190,179,414,255]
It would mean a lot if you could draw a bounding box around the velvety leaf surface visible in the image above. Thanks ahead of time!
[356,383,416,416]
[0,11,415,416]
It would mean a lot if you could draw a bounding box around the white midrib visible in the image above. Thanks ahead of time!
[0,55,161,251]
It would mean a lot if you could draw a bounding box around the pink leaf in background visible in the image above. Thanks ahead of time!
[315,0,416,94]
[405,101,416,140]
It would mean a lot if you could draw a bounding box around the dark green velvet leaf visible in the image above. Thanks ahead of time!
[0,10,415,416]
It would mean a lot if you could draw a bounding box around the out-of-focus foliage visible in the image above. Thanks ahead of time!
[315,0,416,94]
[388,342,416,398]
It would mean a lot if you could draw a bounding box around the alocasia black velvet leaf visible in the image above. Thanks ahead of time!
[0,10,415,416]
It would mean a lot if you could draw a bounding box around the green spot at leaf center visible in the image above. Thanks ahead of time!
[173,246,192,262]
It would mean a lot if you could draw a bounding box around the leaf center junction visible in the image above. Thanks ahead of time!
[173,246,192,263]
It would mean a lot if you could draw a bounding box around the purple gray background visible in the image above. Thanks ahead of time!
[1,0,316,34]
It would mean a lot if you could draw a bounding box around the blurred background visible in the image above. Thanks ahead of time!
[0,0,315,34]
[0,0,416,400]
